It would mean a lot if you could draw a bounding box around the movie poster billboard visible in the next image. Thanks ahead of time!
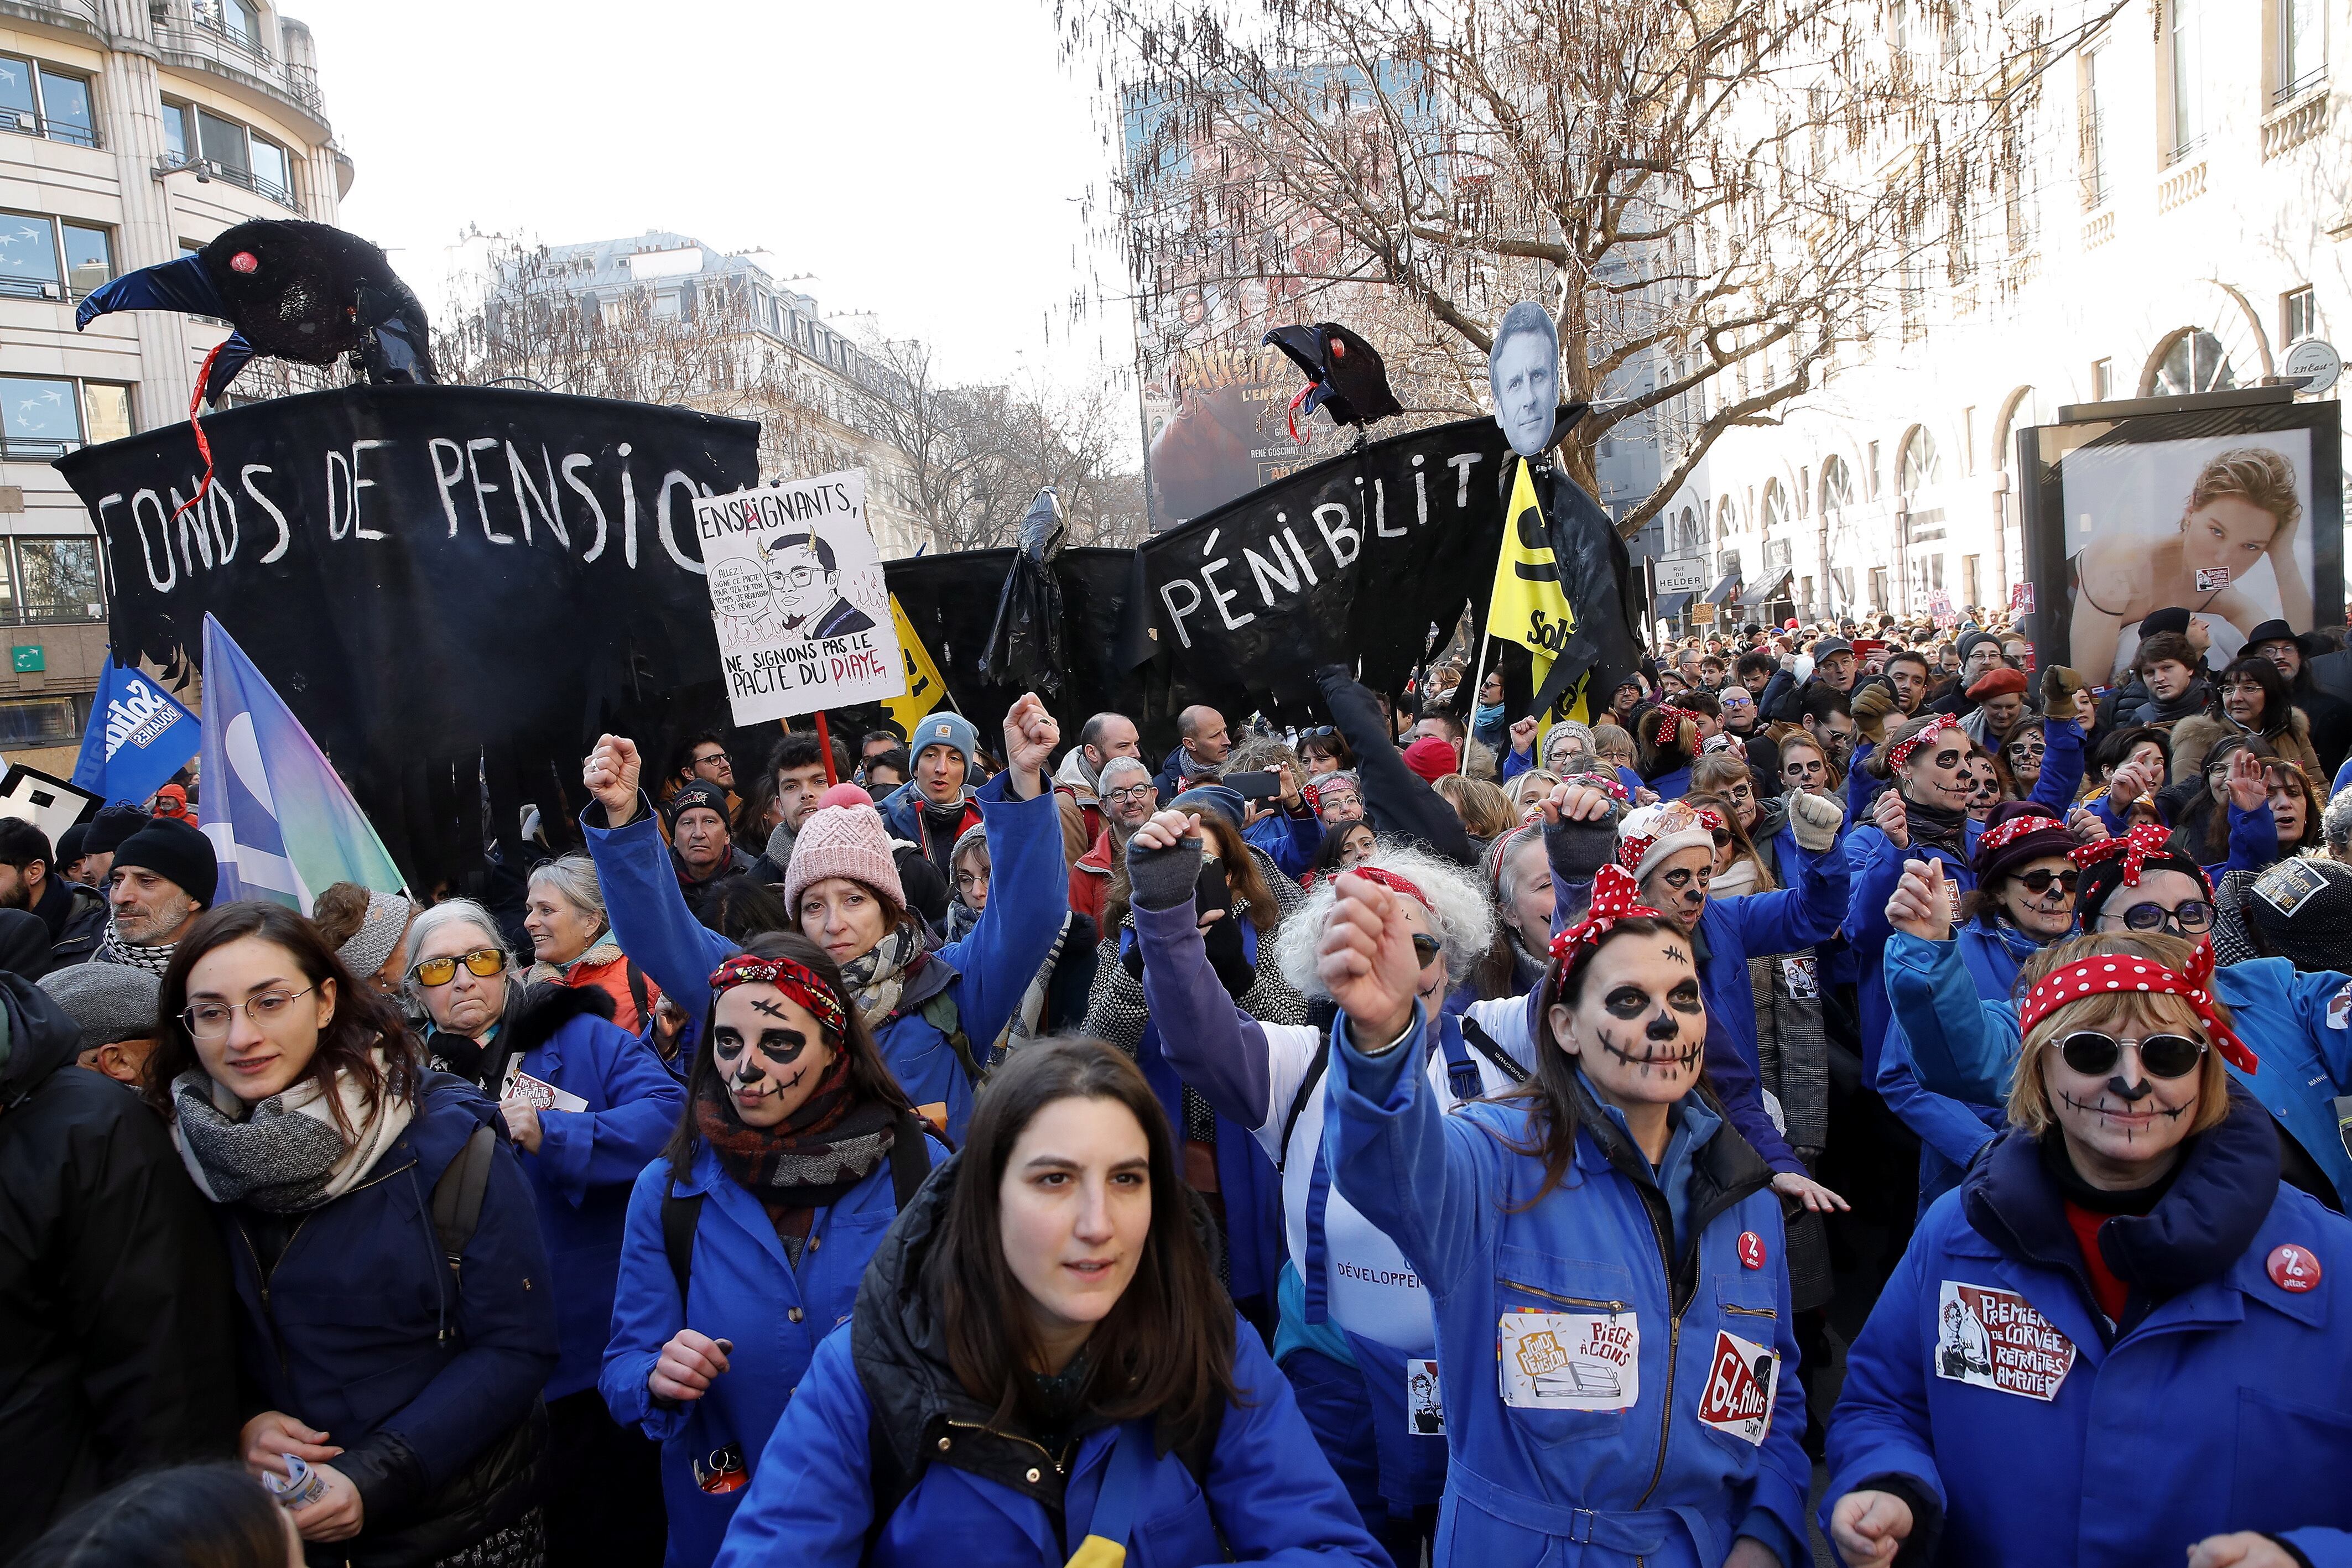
[694,470,902,724]
[2015,398,2342,684]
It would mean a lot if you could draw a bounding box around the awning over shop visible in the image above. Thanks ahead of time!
[1703,571,1741,605]
[1752,566,1794,603]
[1656,588,1697,618]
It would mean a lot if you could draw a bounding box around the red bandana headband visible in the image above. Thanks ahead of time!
[1886,713,1961,773]
[1547,864,1663,968]
[709,953,849,1039]
[2018,937,2256,1075]
[2068,820,2196,891]
[1350,865,1432,911]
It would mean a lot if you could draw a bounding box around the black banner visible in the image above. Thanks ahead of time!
[1131,412,1641,725]
[56,384,760,888]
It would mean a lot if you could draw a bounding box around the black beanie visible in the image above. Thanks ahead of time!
[2244,858,2352,971]
[2137,606,2193,639]
[55,821,88,867]
[85,804,149,856]
[110,816,218,908]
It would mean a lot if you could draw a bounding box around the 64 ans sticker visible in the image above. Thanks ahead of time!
[1696,1330,1779,1445]
[1935,1280,2077,1400]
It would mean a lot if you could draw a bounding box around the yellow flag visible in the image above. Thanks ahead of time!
[882,595,951,731]
[1486,457,1586,721]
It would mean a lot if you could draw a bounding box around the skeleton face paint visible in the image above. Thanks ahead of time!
[2041,1020,2202,1186]
[1552,937,1707,1111]
[710,983,836,1129]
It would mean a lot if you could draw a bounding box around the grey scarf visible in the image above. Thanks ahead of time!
[170,1052,413,1213]
[837,920,924,1028]
[762,818,798,874]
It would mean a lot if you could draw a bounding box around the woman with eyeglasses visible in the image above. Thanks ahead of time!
[1125,805,1523,1562]
[1318,864,1813,1568]
[149,904,559,1568]
[601,933,947,1568]
[1879,805,2085,1210]
[1883,826,2352,1216]
[705,1038,1387,1568]
[1826,928,2352,1567]
[2204,654,2324,783]
[403,898,685,1566]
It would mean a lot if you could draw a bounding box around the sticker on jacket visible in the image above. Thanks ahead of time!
[1934,1280,2075,1400]
[1779,956,1818,1001]
[1407,1358,1444,1434]
[1696,1329,1778,1445]
[499,1061,587,1113]
[1497,1310,1639,1411]
[2329,983,2351,1031]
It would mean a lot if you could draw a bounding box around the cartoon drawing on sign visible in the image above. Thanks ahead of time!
[1938,1295,1993,1379]
[1488,301,1561,460]
[761,531,876,638]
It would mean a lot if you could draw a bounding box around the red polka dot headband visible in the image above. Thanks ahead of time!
[1886,713,1962,773]
[1548,864,1663,967]
[1349,865,1432,912]
[2069,820,2184,889]
[708,952,848,1039]
[1651,706,1702,751]
[2017,937,2256,1074]
[1974,812,2057,857]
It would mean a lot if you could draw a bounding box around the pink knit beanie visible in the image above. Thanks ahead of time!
[783,800,907,915]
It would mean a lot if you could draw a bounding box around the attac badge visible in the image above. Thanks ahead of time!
[1695,1329,1778,1446]
[2268,1244,2322,1294]
[1933,1280,2076,1400]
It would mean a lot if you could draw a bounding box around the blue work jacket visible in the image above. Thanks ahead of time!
[600,1138,945,1568]
[1324,1008,1810,1568]
[584,771,1069,1140]
[1874,915,2042,1212]
[1825,1105,2352,1566]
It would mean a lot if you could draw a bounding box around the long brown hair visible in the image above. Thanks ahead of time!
[144,903,420,1131]
[664,930,914,1180]
[1506,917,1714,1201]
[928,1038,1237,1447]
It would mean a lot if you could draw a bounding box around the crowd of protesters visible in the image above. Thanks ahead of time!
[9,595,2352,1568]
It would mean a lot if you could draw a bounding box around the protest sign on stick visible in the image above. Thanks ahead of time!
[694,471,903,725]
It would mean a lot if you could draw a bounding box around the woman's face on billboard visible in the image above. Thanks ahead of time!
[2180,494,2281,574]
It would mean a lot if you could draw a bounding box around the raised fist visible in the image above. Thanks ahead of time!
[584,734,644,827]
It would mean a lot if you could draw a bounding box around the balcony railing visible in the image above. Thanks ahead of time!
[2275,67,2328,109]
[0,436,79,461]
[0,276,68,303]
[0,105,99,148]
[154,150,300,211]
[153,15,328,123]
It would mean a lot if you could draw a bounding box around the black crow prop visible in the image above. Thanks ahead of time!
[1260,322,1402,441]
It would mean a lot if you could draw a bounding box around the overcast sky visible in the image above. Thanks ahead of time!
[292,0,1137,394]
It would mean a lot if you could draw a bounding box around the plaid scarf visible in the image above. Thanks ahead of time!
[838,920,924,1028]
[695,1052,896,1226]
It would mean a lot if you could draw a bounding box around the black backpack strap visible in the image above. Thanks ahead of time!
[625,959,652,1028]
[1460,1015,1529,1086]
[661,1178,704,1305]
[888,1111,941,1210]
[1276,1038,1330,1175]
[430,1124,498,1280]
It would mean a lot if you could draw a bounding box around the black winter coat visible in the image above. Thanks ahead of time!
[0,973,236,1562]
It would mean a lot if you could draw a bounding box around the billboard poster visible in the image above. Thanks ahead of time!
[1139,336,1317,530]
[694,470,903,723]
[2015,399,2342,683]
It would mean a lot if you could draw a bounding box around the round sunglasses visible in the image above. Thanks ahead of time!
[2049,1029,2207,1080]
[411,946,508,987]
[2106,900,2213,934]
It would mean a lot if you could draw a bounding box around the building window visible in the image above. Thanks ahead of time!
[2078,46,2108,210]
[0,213,116,301]
[162,99,299,210]
[2157,329,2236,396]
[1870,566,1889,612]
[1898,429,1941,499]
[2169,0,2207,164]
[192,0,262,48]
[13,537,103,622]
[1821,455,1854,522]
[2280,0,2326,104]
[82,382,132,445]
[0,54,97,149]
[2284,286,2317,344]
[0,697,81,748]
[2092,358,2113,400]
[0,375,83,457]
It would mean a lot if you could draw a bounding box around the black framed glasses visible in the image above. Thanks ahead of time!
[2110,900,2214,934]
[1105,783,1157,804]
[181,986,317,1040]
[412,947,508,987]
[2051,1030,2207,1080]
[2013,868,2078,896]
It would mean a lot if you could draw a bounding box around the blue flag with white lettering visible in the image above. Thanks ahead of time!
[72,657,200,805]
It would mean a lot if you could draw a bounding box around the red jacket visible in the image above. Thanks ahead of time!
[1070,826,1116,928]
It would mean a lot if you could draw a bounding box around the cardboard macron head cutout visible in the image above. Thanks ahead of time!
[1490,301,1560,460]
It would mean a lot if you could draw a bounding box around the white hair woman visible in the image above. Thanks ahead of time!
[1121,808,1516,1562]
[524,853,662,1034]
[401,897,684,1566]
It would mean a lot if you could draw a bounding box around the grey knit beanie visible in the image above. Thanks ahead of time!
[40,962,162,1052]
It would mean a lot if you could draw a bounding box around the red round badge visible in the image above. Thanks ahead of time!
[1737,1231,1767,1270]
[2269,1244,2322,1293]
[229,251,258,273]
